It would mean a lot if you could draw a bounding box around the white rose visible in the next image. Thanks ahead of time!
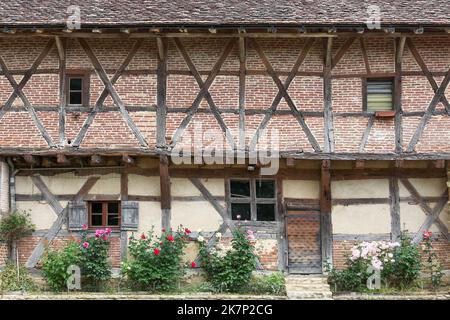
[216,232,222,239]
[197,235,205,242]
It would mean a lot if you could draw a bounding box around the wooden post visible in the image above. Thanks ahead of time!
[120,172,129,261]
[156,37,168,148]
[57,37,67,146]
[276,178,287,272]
[159,154,171,230]
[394,37,405,153]
[389,177,401,240]
[320,160,333,270]
[238,37,246,151]
[323,38,334,153]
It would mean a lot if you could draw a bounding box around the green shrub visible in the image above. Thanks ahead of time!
[382,233,421,288]
[199,228,257,293]
[122,226,189,291]
[247,273,286,295]
[79,228,112,286]
[0,262,37,292]
[0,210,35,262]
[41,241,80,292]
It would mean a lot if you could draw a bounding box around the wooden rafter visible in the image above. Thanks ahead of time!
[170,39,235,148]
[172,38,236,150]
[0,39,56,147]
[26,175,99,267]
[359,38,371,74]
[77,39,148,148]
[249,38,321,152]
[407,67,450,152]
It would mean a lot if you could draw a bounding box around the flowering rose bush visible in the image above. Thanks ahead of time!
[421,230,444,289]
[79,227,112,287]
[328,233,422,291]
[122,225,190,291]
[198,228,257,293]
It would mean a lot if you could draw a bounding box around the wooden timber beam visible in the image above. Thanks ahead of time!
[170,39,235,148]
[394,37,405,153]
[156,37,168,148]
[407,67,450,152]
[249,38,315,150]
[77,38,148,148]
[172,38,236,150]
[120,172,129,261]
[238,36,246,151]
[121,154,135,166]
[159,154,171,230]
[323,38,334,153]
[320,160,332,269]
[389,177,401,240]
[57,37,67,146]
[249,38,321,152]
[26,175,99,267]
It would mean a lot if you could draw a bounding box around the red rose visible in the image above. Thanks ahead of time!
[102,236,108,241]
[167,235,174,242]
[191,261,196,268]
[423,230,433,239]
[141,234,146,239]
[154,248,160,256]
[162,228,166,233]
[185,228,191,234]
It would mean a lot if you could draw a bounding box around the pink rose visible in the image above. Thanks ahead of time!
[82,242,90,249]
[82,224,87,230]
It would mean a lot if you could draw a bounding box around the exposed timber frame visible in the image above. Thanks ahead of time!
[159,154,171,230]
[26,175,99,267]
[156,37,168,148]
[320,160,332,269]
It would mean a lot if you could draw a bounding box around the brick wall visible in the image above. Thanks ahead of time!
[16,235,121,268]
[0,241,8,266]
[0,36,448,153]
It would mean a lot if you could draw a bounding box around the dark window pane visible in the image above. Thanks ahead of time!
[230,180,250,198]
[107,214,119,226]
[231,203,251,221]
[108,202,119,214]
[257,204,275,221]
[256,180,275,198]
[70,78,83,90]
[69,92,82,105]
[91,202,102,214]
[91,214,103,226]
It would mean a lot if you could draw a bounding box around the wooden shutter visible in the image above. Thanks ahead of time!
[121,201,139,230]
[367,79,393,111]
[68,201,88,230]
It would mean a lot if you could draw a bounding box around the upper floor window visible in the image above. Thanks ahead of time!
[228,179,276,222]
[364,78,394,112]
[89,201,121,229]
[66,71,90,107]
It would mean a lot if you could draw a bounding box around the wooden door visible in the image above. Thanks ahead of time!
[285,210,322,274]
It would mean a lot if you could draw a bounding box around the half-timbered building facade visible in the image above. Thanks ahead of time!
[0,1,449,274]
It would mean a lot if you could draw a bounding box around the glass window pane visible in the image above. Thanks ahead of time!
[231,203,251,221]
[91,202,102,214]
[230,180,250,198]
[91,214,102,226]
[256,204,276,221]
[108,202,119,214]
[107,214,119,226]
[69,92,82,105]
[256,180,275,198]
[70,78,83,91]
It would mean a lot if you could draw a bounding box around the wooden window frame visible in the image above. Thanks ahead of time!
[65,70,91,107]
[226,178,277,222]
[362,77,395,112]
[88,201,121,229]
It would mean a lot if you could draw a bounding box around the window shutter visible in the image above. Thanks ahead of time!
[121,201,139,230]
[68,201,88,231]
[367,79,394,111]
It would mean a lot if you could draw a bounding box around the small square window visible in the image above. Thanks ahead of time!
[66,72,90,107]
[255,180,275,198]
[365,79,394,112]
[231,203,251,221]
[256,204,276,221]
[89,201,120,229]
[230,180,250,198]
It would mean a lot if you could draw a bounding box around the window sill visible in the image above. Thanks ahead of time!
[374,111,396,118]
